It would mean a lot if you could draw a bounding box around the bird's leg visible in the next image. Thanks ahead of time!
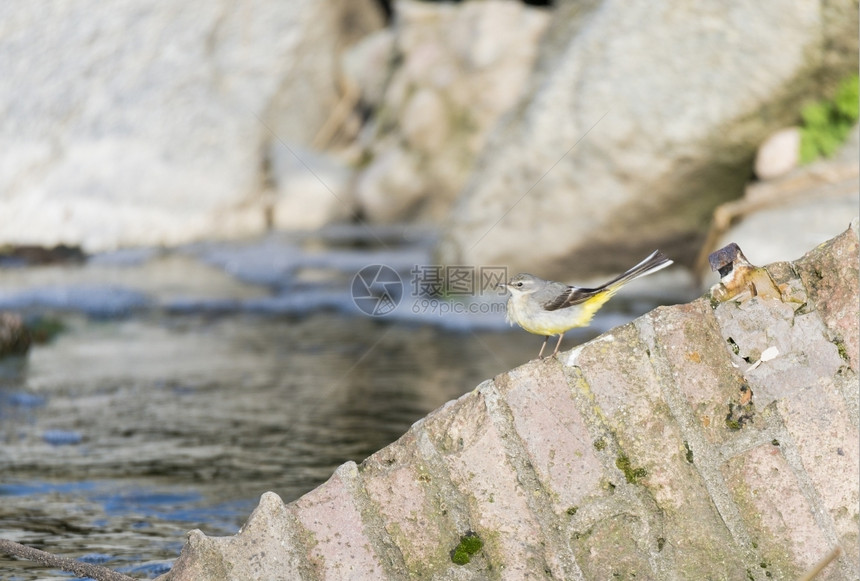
[551,333,565,357]
[537,336,550,359]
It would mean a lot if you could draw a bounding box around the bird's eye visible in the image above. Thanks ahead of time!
[516,282,523,287]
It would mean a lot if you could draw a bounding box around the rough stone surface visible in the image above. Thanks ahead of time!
[291,463,388,580]
[644,301,747,444]
[723,444,832,579]
[359,430,458,578]
[778,375,860,570]
[422,387,569,580]
[496,362,604,516]
[569,322,750,578]
[570,512,654,580]
[793,215,860,373]
[166,492,312,580]
[157,225,859,580]
[437,0,859,279]
[0,0,382,251]
[714,299,845,408]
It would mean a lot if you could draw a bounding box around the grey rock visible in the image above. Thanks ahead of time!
[715,299,844,408]
[436,0,859,280]
[165,492,313,580]
[157,226,859,580]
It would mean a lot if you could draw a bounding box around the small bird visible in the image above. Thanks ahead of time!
[502,250,673,359]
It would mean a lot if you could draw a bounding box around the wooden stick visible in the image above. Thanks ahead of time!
[0,538,137,581]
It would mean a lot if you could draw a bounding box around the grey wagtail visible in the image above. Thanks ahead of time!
[502,250,673,359]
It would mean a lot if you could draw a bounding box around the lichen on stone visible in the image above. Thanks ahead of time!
[615,453,647,484]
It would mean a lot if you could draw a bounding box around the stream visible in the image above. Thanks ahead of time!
[0,227,685,579]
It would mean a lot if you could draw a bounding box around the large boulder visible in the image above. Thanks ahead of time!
[435,0,859,279]
[0,0,382,251]
[156,224,859,580]
[348,0,551,223]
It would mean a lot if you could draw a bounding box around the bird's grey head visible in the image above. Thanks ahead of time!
[502,273,544,295]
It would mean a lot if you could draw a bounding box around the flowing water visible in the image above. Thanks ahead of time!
[0,227,688,579]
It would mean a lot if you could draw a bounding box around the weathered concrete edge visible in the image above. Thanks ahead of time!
[158,219,859,581]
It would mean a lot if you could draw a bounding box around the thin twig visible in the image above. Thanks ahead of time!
[311,76,361,150]
[0,538,137,581]
[798,546,841,581]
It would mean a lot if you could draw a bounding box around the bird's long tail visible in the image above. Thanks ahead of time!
[599,250,673,294]
[566,251,673,327]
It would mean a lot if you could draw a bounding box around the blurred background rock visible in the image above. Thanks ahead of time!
[1,0,856,284]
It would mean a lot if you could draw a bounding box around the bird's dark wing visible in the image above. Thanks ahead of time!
[542,286,601,311]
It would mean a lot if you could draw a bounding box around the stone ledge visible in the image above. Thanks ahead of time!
[158,222,859,581]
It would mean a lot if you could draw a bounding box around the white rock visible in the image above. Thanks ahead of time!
[0,0,383,251]
[354,147,425,223]
[755,128,802,180]
[400,88,450,152]
[341,29,396,106]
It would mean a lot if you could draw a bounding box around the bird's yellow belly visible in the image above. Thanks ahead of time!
[507,292,611,336]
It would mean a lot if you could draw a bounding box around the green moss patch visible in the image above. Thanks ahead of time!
[450,532,483,566]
